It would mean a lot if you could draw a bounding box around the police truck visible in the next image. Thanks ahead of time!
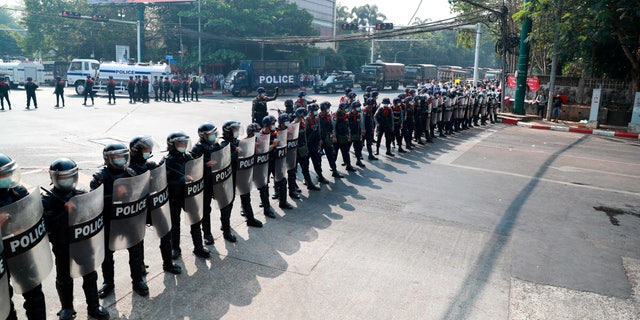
[223,60,300,97]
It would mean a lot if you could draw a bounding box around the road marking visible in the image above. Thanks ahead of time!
[433,128,499,165]
[550,166,640,178]
[445,163,640,197]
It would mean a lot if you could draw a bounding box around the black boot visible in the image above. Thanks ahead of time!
[241,194,263,228]
[278,180,294,209]
[317,174,330,184]
[305,178,320,190]
[259,186,277,218]
[83,274,110,319]
[56,279,75,320]
[98,283,114,299]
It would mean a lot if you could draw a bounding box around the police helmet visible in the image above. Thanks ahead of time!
[319,101,331,111]
[381,97,391,104]
[284,99,294,107]
[351,101,362,109]
[166,132,190,153]
[393,98,402,105]
[262,116,273,128]
[129,135,156,160]
[338,102,349,110]
[103,143,129,169]
[366,98,375,106]
[257,87,265,94]
[348,92,357,99]
[56,76,61,81]
[222,121,241,140]
[278,113,291,125]
[365,86,372,92]
[409,89,416,95]
[405,88,410,93]
[403,98,412,104]
[246,123,261,136]
[371,91,379,97]
[108,76,113,79]
[295,107,308,118]
[298,91,306,97]
[197,123,218,143]
[308,103,320,113]
[49,158,78,192]
[0,153,20,190]
[344,88,352,95]
[27,77,32,81]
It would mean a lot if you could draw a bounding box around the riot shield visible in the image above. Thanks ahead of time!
[253,134,271,189]
[430,100,438,126]
[236,137,256,196]
[0,191,53,294]
[68,186,105,278]
[109,171,150,251]
[149,163,171,237]
[211,144,234,209]
[0,234,10,319]
[274,130,288,182]
[444,98,453,122]
[286,122,299,171]
[184,157,204,226]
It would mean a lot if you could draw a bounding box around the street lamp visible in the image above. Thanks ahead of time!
[394,51,405,63]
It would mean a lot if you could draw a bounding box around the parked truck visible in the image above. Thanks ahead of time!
[66,59,171,95]
[359,62,405,91]
[404,64,437,87]
[223,60,300,97]
[0,60,45,89]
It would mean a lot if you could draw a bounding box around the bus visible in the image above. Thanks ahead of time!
[437,66,467,83]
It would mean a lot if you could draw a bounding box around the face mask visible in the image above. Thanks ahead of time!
[271,125,276,130]
[356,108,361,112]
[113,158,127,166]
[0,178,12,189]
[314,111,318,116]
[233,132,239,139]
[57,178,75,189]
[176,147,186,153]
[208,134,217,143]
[142,152,152,160]
[285,121,291,127]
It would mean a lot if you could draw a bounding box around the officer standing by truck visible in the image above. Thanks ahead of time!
[54,76,66,108]
[107,76,116,105]
[82,76,95,106]
[0,76,11,110]
[25,77,38,109]
[252,87,279,124]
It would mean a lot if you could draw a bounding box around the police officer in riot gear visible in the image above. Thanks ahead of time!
[318,102,344,178]
[0,76,11,110]
[375,98,394,157]
[127,76,136,104]
[306,103,331,184]
[334,102,355,172]
[129,136,182,275]
[348,101,366,167]
[141,76,150,103]
[165,132,210,258]
[152,76,160,102]
[163,77,171,102]
[296,91,315,109]
[82,76,95,106]
[54,76,65,108]
[107,76,116,105]
[25,76,38,109]
[237,123,265,227]
[363,98,378,160]
[274,114,295,208]
[294,107,321,191]
[43,158,111,320]
[259,116,280,218]
[252,87,279,124]
[0,153,47,320]
[392,98,406,153]
[402,98,415,150]
[284,99,295,118]
[90,143,148,298]
[189,124,219,246]
[190,77,199,101]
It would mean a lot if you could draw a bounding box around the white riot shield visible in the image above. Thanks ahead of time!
[430,100,438,125]
[444,98,453,122]
[236,138,256,196]
[149,163,171,237]
[68,186,105,278]
[0,235,10,319]
[286,122,299,171]
[274,130,288,182]
[0,191,53,294]
[253,134,271,189]
[110,172,149,251]
[184,157,204,225]
[211,144,234,209]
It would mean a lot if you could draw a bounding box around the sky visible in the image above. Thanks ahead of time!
[337,0,456,26]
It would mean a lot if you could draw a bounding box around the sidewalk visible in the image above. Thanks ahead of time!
[498,113,640,139]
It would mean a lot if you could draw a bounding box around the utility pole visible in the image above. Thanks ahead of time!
[198,0,202,75]
[546,0,562,120]
[137,4,145,62]
[472,23,482,86]
[513,0,533,115]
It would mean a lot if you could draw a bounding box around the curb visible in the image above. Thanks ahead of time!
[505,118,640,140]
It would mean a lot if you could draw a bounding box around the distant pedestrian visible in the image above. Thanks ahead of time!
[54,76,65,108]
[552,94,562,122]
[535,90,547,118]
[25,76,38,109]
[1,76,12,110]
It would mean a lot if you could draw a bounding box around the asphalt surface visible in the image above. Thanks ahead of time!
[1,88,639,319]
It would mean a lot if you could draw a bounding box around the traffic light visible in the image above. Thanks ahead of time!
[61,11,81,19]
[375,23,394,30]
[92,15,109,22]
[341,23,359,31]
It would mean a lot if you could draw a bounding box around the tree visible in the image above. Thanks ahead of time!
[0,8,24,57]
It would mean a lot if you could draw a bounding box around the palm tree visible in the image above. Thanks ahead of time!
[350,4,387,27]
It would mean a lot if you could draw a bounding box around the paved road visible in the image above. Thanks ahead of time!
[1,90,639,319]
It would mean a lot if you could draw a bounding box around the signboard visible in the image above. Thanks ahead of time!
[526,77,540,91]
[89,0,194,3]
[116,45,129,63]
[256,74,296,85]
[507,76,516,88]
[631,92,640,125]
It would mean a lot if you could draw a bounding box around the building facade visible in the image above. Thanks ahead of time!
[290,0,336,38]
